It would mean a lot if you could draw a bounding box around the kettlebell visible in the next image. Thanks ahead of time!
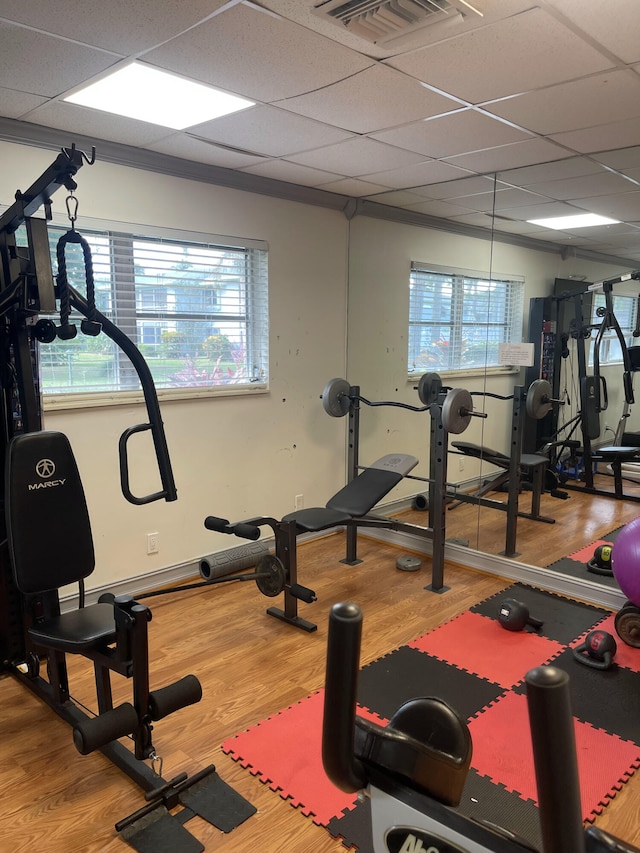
[498,598,544,632]
[573,630,617,671]
[587,544,613,576]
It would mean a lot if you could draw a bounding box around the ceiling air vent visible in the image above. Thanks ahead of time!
[313,0,482,44]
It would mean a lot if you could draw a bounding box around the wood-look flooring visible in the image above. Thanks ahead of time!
[2,473,640,853]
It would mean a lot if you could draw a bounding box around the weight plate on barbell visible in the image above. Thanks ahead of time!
[417,372,443,406]
[442,388,473,434]
[255,554,287,598]
[526,379,552,420]
[321,377,351,418]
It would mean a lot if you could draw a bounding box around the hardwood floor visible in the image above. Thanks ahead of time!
[2,478,640,852]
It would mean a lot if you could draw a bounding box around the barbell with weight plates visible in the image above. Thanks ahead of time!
[321,377,484,435]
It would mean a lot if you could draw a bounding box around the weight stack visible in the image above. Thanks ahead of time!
[200,541,269,580]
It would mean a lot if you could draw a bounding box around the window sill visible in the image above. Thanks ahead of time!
[407,365,520,383]
[42,383,269,411]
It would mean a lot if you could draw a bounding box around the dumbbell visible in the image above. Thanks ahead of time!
[498,598,543,632]
[572,630,617,671]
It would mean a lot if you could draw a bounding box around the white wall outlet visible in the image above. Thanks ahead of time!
[295,494,304,510]
[147,532,159,554]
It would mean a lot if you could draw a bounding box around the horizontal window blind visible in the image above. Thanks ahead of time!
[409,263,524,373]
[35,224,269,396]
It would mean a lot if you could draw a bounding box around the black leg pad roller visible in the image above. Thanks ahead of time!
[148,674,202,721]
[73,702,139,755]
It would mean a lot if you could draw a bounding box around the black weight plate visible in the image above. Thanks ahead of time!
[417,372,442,406]
[255,554,286,598]
[614,607,640,648]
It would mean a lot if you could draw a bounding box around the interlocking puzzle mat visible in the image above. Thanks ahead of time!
[222,583,640,852]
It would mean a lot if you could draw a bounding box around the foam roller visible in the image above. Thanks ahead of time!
[73,702,139,755]
[148,674,202,721]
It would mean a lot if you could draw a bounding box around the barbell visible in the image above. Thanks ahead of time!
[321,377,487,435]
[415,374,561,422]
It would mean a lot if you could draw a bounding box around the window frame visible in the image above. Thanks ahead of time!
[36,216,269,411]
[408,261,525,379]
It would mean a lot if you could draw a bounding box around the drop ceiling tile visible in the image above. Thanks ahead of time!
[0,21,119,97]
[369,110,531,158]
[550,117,640,154]
[0,0,229,54]
[386,7,614,104]
[403,199,477,218]
[498,157,607,186]
[521,171,640,201]
[0,87,47,118]
[446,212,495,228]
[147,135,267,169]
[22,101,173,146]
[358,160,474,189]
[543,0,640,64]
[408,175,500,199]
[143,4,373,103]
[364,189,431,207]
[239,159,344,187]
[571,191,640,220]
[273,65,460,135]
[592,147,640,170]
[484,70,640,135]
[455,187,550,212]
[285,138,425,177]
[316,177,390,197]
[494,200,585,220]
[188,105,354,158]
[442,138,571,173]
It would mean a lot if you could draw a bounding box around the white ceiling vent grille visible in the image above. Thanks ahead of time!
[313,0,482,43]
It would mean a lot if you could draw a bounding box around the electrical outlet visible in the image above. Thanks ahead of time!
[458,457,465,472]
[147,532,159,555]
[295,494,304,510]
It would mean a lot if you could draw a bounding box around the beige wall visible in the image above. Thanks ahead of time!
[0,140,636,591]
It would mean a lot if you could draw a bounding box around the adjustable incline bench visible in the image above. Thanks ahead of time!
[205,453,420,632]
[450,440,554,524]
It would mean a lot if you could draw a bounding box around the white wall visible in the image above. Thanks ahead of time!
[0,140,350,589]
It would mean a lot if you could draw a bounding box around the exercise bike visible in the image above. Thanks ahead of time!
[323,602,640,853]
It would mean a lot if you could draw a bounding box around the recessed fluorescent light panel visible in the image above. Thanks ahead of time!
[527,213,620,230]
[64,62,254,129]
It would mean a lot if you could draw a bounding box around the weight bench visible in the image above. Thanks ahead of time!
[281,452,419,533]
[207,453,420,632]
[451,441,553,523]
[594,445,640,499]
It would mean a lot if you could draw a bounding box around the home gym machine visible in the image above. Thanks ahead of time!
[205,375,487,632]
[0,145,255,850]
[525,273,640,503]
[323,601,640,853]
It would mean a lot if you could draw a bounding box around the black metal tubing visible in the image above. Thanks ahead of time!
[68,285,177,504]
[322,602,368,792]
[526,666,586,853]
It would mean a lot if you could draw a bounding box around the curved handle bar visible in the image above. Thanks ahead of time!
[69,286,177,505]
[322,602,368,792]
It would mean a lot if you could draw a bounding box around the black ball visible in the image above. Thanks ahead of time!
[593,544,612,568]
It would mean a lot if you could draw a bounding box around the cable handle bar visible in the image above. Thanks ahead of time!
[68,285,177,505]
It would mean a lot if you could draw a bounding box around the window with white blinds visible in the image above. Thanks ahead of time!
[38,224,268,398]
[408,263,525,374]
